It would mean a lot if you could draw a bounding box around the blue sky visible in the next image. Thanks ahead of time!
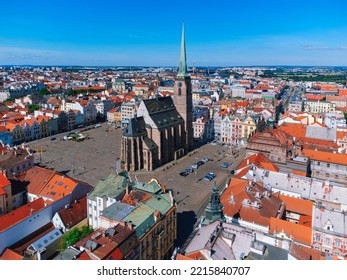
[1,0,347,66]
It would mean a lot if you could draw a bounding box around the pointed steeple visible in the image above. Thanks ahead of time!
[177,23,188,77]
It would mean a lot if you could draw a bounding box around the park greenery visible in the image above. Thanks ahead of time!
[62,226,93,249]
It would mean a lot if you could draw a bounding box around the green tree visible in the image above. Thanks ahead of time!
[67,88,77,96]
[39,88,50,95]
[28,104,41,113]
[62,226,93,249]
[344,112,347,123]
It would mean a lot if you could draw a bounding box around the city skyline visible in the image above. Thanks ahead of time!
[1,0,347,66]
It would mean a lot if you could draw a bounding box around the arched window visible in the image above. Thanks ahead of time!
[178,88,181,96]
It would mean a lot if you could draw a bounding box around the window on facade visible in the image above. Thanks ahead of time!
[327,163,330,168]
[335,240,341,248]
[325,238,330,246]
[317,162,320,166]
[315,235,321,242]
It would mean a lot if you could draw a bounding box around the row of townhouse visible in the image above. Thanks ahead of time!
[214,113,262,145]
[5,116,58,144]
[2,97,114,145]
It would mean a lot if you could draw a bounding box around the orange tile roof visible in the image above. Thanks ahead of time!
[0,174,10,189]
[24,166,56,195]
[303,149,347,165]
[279,195,313,216]
[234,166,250,179]
[305,94,325,101]
[260,162,279,172]
[221,178,283,227]
[238,153,269,170]
[338,89,347,96]
[176,252,207,260]
[269,218,312,245]
[289,243,322,260]
[0,198,45,232]
[291,170,307,177]
[0,248,24,260]
[336,131,347,140]
[39,174,78,201]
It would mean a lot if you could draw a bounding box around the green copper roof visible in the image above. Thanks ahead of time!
[87,173,129,200]
[177,23,188,77]
[123,204,156,238]
[143,193,172,215]
[134,180,162,194]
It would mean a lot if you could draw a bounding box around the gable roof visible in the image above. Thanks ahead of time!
[0,198,45,232]
[56,197,87,229]
[303,149,347,165]
[0,248,24,260]
[23,166,55,195]
[88,173,129,201]
[220,178,283,227]
[279,195,313,217]
[39,174,79,201]
[269,218,312,245]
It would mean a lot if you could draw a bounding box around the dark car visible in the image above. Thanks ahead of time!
[185,167,194,173]
[179,172,189,177]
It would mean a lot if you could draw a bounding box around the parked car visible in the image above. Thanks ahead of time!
[197,161,204,167]
[203,175,213,181]
[179,172,189,177]
[191,164,198,169]
[220,162,229,168]
[208,172,216,178]
[185,167,194,173]
[201,158,209,163]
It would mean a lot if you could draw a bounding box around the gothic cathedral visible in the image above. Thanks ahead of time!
[121,25,194,172]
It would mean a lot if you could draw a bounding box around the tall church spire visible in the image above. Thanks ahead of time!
[177,23,188,77]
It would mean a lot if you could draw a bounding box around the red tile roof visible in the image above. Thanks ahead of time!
[303,149,347,165]
[279,195,313,217]
[24,166,56,196]
[237,153,279,172]
[291,170,307,177]
[269,218,312,245]
[305,94,325,101]
[0,198,45,232]
[176,252,207,260]
[221,178,283,227]
[0,248,24,260]
[57,197,87,230]
[289,243,323,260]
[0,173,10,195]
[39,174,78,201]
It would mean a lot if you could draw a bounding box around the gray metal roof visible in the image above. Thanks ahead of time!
[305,125,336,141]
[101,202,136,221]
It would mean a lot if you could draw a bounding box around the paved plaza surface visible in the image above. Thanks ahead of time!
[29,124,245,212]
[29,124,122,186]
[28,125,246,246]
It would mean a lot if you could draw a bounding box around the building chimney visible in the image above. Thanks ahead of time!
[126,185,130,196]
[169,190,175,206]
